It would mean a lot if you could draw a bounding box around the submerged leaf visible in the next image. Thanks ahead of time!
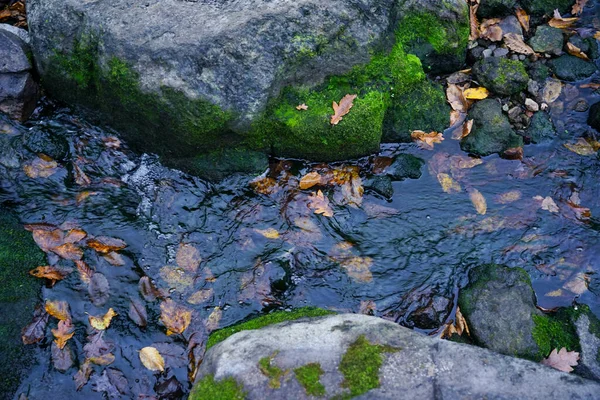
[87,236,127,254]
[307,190,334,217]
[541,348,579,372]
[139,347,165,372]
[469,189,487,215]
[88,308,118,330]
[52,341,74,371]
[160,299,192,335]
[74,360,93,391]
[205,306,222,332]
[176,243,201,273]
[564,138,599,155]
[24,155,59,178]
[75,260,95,284]
[330,94,357,125]
[411,130,444,150]
[128,299,148,328]
[254,228,280,239]
[45,300,71,321]
[22,304,49,345]
[29,266,72,286]
[52,319,75,349]
[89,272,111,306]
[437,173,462,193]
[299,171,323,190]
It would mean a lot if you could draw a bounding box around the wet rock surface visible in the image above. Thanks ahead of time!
[473,57,529,96]
[550,55,597,82]
[526,111,557,144]
[529,26,564,55]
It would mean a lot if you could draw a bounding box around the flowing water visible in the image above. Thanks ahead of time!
[2,12,600,400]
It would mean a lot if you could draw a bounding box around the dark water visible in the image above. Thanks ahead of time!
[2,16,600,400]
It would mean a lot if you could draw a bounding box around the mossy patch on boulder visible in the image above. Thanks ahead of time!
[473,57,529,96]
[189,375,246,400]
[294,363,326,397]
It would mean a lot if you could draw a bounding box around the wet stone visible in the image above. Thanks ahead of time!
[498,16,523,37]
[473,57,529,96]
[364,175,394,199]
[476,0,517,19]
[572,99,589,113]
[384,154,424,181]
[588,101,600,133]
[568,35,599,60]
[550,55,597,82]
[528,26,564,55]
[525,111,556,144]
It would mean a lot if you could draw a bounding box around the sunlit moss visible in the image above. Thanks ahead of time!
[259,352,286,389]
[189,375,246,400]
[295,363,326,397]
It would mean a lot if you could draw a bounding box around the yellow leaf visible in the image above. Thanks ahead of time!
[139,347,165,372]
[566,42,589,60]
[176,243,201,273]
[564,138,598,155]
[496,190,522,204]
[595,31,600,40]
[516,7,530,32]
[88,353,116,366]
[469,189,487,215]
[45,300,71,321]
[572,0,588,15]
[160,299,192,335]
[330,94,357,125]
[307,190,334,217]
[299,171,323,190]
[545,289,564,297]
[463,87,489,100]
[548,10,578,29]
[411,130,444,150]
[52,319,75,349]
[437,173,462,193]
[339,257,373,283]
[88,308,118,330]
[254,228,280,239]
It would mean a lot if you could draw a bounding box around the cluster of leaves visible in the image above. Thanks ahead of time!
[0,0,26,28]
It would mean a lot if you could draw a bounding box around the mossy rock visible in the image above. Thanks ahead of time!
[0,207,45,397]
[171,148,269,181]
[520,0,576,16]
[461,99,523,156]
[528,26,564,55]
[472,57,529,96]
[525,111,556,144]
[549,55,597,82]
[476,0,517,19]
[189,375,246,400]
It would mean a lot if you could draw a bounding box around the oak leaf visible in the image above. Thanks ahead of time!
[160,299,192,335]
[503,33,535,55]
[330,94,357,125]
[307,190,334,217]
[411,130,444,150]
[74,360,94,390]
[541,348,579,372]
[88,308,118,330]
[29,266,72,286]
[139,347,165,372]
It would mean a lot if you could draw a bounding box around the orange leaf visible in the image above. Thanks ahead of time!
[24,155,59,178]
[548,10,578,29]
[176,243,201,273]
[52,319,75,349]
[87,236,127,253]
[29,266,72,286]
[411,130,444,150]
[299,171,323,190]
[52,243,83,260]
[45,300,71,321]
[566,42,589,60]
[75,260,95,284]
[160,299,192,335]
[469,1,479,40]
[516,7,530,32]
[330,94,357,125]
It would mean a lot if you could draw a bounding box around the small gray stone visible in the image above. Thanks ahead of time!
[482,48,494,58]
[525,98,539,112]
[499,15,523,36]
[0,72,40,121]
[527,79,540,97]
[493,47,509,57]
[529,26,564,55]
[508,105,523,121]
[519,54,526,60]
[0,31,32,73]
[0,24,30,44]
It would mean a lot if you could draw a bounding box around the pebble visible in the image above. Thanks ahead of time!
[519,55,526,61]
[541,103,549,111]
[525,98,539,112]
[573,99,589,112]
[493,48,509,57]
[527,80,540,97]
[502,104,510,112]
[508,106,522,121]
[483,48,493,58]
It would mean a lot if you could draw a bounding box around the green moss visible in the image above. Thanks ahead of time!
[294,363,326,397]
[532,314,580,359]
[338,335,400,398]
[206,307,334,350]
[259,352,287,389]
[189,375,246,400]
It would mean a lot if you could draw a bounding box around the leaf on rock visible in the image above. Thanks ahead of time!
[176,243,201,273]
[463,87,489,100]
[74,360,93,391]
[52,341,74,372]
[330,94,357,125]
[440,307,471,339]
[299,171,323,190]
[89,272,111,306]
[541,348,579,372]
[307,190,334,217]
[411,130,444,150]
[139,347,165,372]
[45,300,71,321]
[52,319,75,349]
[566,42,589,60]
[205,306,223,332]
[453,119,473,140]
[160,299,192,335]
[503,33,535,55]
[29,266,72,286]
[22,304,49,344]
[516,7,530,32]
[469,189,487,215]
[564,138,599,155]
[128,299,148,328]
[446,84,469,112]
[296,103,308,111]
[437,173,462,193]
[549,10,578,29]
[88,308,118,330]
[24,154,59,178]
[87,236,127,254]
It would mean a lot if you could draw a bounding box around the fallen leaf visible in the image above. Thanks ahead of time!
[52,243,84,260]
[496,190,522,204]
[73,163,91,186]
[254,228,280,239]
[176,243,201,273]
[469,189,487,215]
[205,306,222,332]
[160,299,192,335]
[88,308,118,330]
[516,7,530,32]
[92,368,129,398]
[542,79,562,104]
[535,195,559,213]
[446,84,469,112]
[22,304,49,344]
[31,228,63,252]
[24,155,59,178]
[74,360,94,390]
[449,155,483,170]
[89,272,110,306]
[299,171,323,190]
[503,33,535,55]
[580,83,600,89]
[437,173,462,193]
[450,110,462,127]
[331,94,357,125]
[249,175,278,195]
[29,266,72,286]
[84,330,114,360]
[45,300,71,321]
[103,251,126,266]
[453,119,473,140]
[441,307,471,339]
[463,87,489,100]
[564,138,598,155]
[139,276,164,302]
[89,353,116,366]
[411,130,444,150]
[549,10,578,29]
[307,190,334,217]
[469,0,479,40]
[541,348,579,372]
[572,0,588,15]
[64,229,87,243]
[296,103,308,111]
[563,272,589,295]
[139,347,165,372]
[52,342,74,371]
[87,236,127,254]
[128,299,148,328]
[480,18,504,42]
[339,256,373,283]
[566,42,590,60]
[76,191,99,204]
[52,319,75,349]
[503,147,523,160]
[594,31,600,40]
[75,260,95,284]
[187,289,214,305]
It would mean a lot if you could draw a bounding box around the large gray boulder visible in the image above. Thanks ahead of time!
[193,313,600,399]
[27,0,468,169]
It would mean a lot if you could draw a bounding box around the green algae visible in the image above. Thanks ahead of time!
[294,363,326,397]
[189,375,246,400]
[206,307,334,350]
[532,313,580,360]
[259,352,287,389]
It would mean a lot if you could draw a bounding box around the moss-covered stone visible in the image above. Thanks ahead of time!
[338,335,399,398]
[189,375,246,400]
[549,55,597,82]
[206,307,334,350]
[171,148,269,181]
[259,352,287,389]
[473,57,529,96]
[476,0,517,19]
[294,363,326,397]
[532,313,580,358]
[520,0,575,16]
[0,208,46,397]
[528,26,564,55]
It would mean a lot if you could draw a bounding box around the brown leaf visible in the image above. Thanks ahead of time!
[496,190,522,204]
[299,171,323,190]
[359,300,376,315]
[176,243,201,273]
[139,276,164,302]
[53,243,84,260]
[205,306,222,332]
[160,299,192,335]
[29,266,72,286]
[307,190,334,217]
[74,360,93,391]
[446,84,469,113]
[64,229,87,244]
[87,236,127,253]
[22,304,49,345]
[24,155,59,178]
[52,341,74,371]
[89,308,118,331]
[549,11,578,29]
[76,191,99,204]
[330,94,357,125]
[503,33,535,55]
[45,300,71,321]
[139,347,165,372]
[469,0,480,40]
[339,256,373,283]
[249,175,278,195]
[32,228,63,252]
[89,353,116,366]
[75,260,95,284]
[296,103,308,111]
[83,330,114,359]
[503,147,524,160]
[103,251,126,266]
[73,163,91,186]
[441,307,471,339]
[187,289,214,305]
[541,348,579,372]
[89,272,110,306]
[571,0,588,15]
[411,130,444,150]
[128,299,148,328]
[449,110,463,127]
[480,18,504,42]
[516,7,530,32]
[52,319,75,349]
[566,42,590,60]
[469,189,487,215]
